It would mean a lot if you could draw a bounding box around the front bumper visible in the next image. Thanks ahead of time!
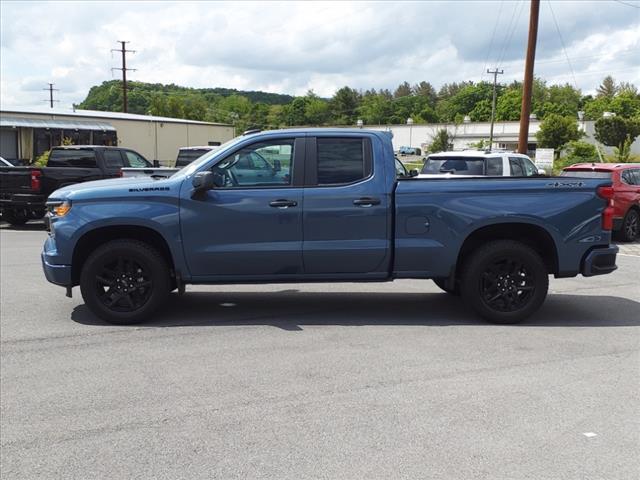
[42,254,72,286]
[581,245,619,277]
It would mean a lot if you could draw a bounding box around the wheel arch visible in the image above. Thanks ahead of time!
[71,225,175,285]
[455,222,559,279]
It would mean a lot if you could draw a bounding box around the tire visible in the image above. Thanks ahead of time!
[620,209,639,242]
[80,239,170,325]
[2,210,29,226]
[433,278,460,296]
[460,240,549,324]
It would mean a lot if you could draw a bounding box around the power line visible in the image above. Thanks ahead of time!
[42,83,59,108]
[111,41,136,113]
[546,0,578,90]
[612,0,640,9]
[496,0,526,69]
[481,0,504,80]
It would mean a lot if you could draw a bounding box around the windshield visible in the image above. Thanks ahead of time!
[560,170,612,179]
[175,149,212,168]
[422,156,485,175]
[176,137,244,178]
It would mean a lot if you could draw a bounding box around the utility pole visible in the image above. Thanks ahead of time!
[42,83,59,108]
[517,0,540,154]
[111,41,136,113]
[487,68,503,151]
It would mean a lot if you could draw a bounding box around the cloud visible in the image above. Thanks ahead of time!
[1,0,638,109]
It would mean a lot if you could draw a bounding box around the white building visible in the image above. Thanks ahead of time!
[365,118,640,156]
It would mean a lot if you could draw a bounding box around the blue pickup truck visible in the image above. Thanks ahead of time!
[42,129,618,325]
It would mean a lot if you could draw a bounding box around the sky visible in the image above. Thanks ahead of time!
[1,0,639,110]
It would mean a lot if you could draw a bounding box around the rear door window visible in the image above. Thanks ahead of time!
[48,149,98,168]
[485,157,503,175]
[317,138,368,185]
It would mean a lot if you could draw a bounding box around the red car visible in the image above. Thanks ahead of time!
[562,163,640,241]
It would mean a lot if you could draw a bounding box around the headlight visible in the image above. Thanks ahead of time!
[47,200,72,217]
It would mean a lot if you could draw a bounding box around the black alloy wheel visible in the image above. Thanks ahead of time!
[80,239,170,324]
[479,257,535,312]
[460,240,549,324]
[95,256,153,313]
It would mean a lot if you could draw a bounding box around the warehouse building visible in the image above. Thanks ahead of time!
[0,107,234,165]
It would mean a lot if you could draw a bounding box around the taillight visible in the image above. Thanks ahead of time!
[30,170,42,191]
[597,186,615,231]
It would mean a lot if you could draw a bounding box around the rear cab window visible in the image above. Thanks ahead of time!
[103,150,125,168]
[421,156,485,175]
[48,149,98,168]
[176,149,211,168]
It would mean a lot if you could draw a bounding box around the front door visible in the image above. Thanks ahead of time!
[180,137,305,278]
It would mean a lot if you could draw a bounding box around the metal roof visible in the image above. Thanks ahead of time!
[0,107,231,126]
[0,115,116,131]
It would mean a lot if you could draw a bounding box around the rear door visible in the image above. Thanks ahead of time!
[302,135,390,276]
[620,168,640,212]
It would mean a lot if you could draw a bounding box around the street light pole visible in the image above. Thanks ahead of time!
[487,68,503,151]
[407,117,414,148]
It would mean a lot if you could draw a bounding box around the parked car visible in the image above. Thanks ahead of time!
[42,129,618,325]
[121,146,220,178]
[0,146,151,225]
[175,146,218,168]
[420,151,544,177]
[398,146,420,156]
[561,163,640,241]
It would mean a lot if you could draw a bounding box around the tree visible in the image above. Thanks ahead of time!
[597,76,618,98]
[394,81,412,98]
[429,128,452,153]
[331,86,361,125]
[594,116,640,155]
[536,114,583,154]
[412,81,437,106]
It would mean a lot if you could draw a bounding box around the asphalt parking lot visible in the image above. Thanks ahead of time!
[1,222,639,480]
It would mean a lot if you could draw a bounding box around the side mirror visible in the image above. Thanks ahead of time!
[153,160,160,168]
[273,159,281,172]
[192,171,215,192]
[409,169,420,177]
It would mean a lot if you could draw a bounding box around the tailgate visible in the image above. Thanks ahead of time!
[0,167,36,193]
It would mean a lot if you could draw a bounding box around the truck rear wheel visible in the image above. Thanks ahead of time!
[80,239,170,325]
[460,240,548,324]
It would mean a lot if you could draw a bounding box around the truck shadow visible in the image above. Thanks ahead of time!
[71,291,640,329]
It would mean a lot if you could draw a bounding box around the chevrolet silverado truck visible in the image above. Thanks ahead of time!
[42,129,618,325]
[1,145,152,225]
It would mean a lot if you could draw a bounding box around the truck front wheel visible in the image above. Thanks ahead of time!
[2,210,29,226]
[460,240,548,324]
[80,239,170,325]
